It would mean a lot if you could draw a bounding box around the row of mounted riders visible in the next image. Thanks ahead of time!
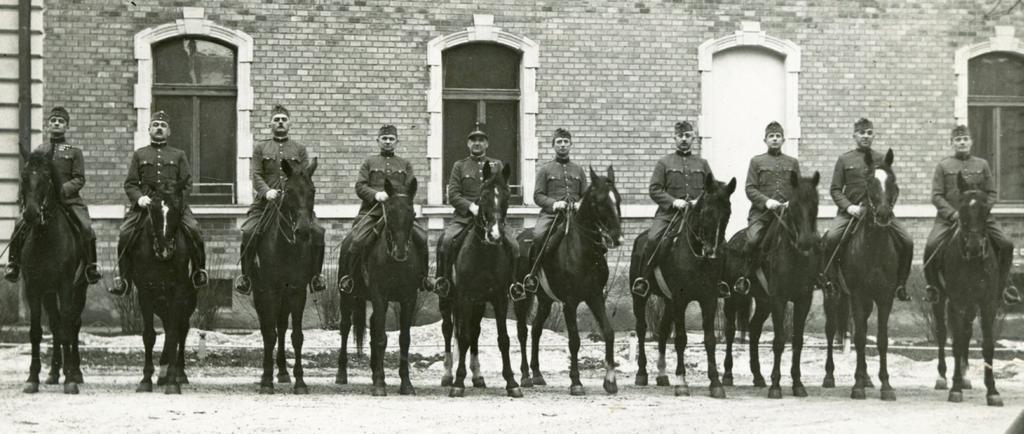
[11,144,1014,407]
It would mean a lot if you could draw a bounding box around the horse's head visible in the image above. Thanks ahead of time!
[145,176,188,261]
[786,170,821,254]
[280,157,318,241]
[20,148,58,226]
[692,173,736,257]
[475,161,511,245]
[579,165,623,247]
[955,172,992,261]
[381,177,417,262]
[863,149,897,227]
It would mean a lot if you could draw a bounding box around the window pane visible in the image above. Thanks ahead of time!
[999,107,1024,201]
[969,106,995,166]
[195,97,237,204]
[968,52,1024,98]
[442,100,478,203]
[443,43,520,89]
[152,95,197,195]
[484,100,519,192]
[154,38,236,86]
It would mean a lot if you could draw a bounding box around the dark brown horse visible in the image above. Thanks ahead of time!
[336,178,425,396]
[511,165,623,395]
[935,173,1004,406]
[438,162,521,398]
[128,179,196,394]
[18,148,87,394]
[722,171,821,398]
[252,158,319,394]
[630,173,735,398]
[825,149,902,401]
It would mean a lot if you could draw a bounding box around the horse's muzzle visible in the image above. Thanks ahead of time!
[389,246,409,263]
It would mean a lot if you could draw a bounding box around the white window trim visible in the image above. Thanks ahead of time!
[953,26,1023,125]
[425,14,539,228]
[697,21,802,160]
[132,7,255,206]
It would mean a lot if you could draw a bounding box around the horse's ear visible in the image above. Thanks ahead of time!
[885,148,894,167]
[482,161,492,181]
[501,161,511,182]
[407,177,418,199]
[589,165,599,185]
[384,178,395,197]
[957,171,969,193]
[811,171,820,187]
[789,170,799,188]
[281,159,294,177]
[306,157,318,177]
[725,177,737,194]
[703,172,716,191]
[606,165,615,184]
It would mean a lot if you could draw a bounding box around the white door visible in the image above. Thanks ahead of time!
[705,46,788,238]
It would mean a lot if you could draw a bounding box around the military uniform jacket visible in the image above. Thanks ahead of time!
[448,155,503,218]
[745,151,801,221]
[124,142,192,204]
[649,152,712,216]
[829,148,885,215]
[33,141,86,206]
[534,158,587,214]
[356,152,413,214]
[931,154,996,221]
[252,137,309,199]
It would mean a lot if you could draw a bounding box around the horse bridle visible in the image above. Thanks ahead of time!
[23,168,53,228]
[674,192,721,259]
[379,193,410,254]
[863,167,896,228]
[952,199,990,260]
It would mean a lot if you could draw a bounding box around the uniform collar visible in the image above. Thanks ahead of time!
[675,150,692,157]
[273,135,289,143]
[855,146,872,154]
[470,154,488,162]
[380,150,395,157]
[767,148,782,157]
[555,155,570,164]
[49,135,66,145]
[151,141,167,148]
[954,151,971,161]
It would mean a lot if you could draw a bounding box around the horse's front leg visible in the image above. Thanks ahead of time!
[700,297,725,399]
[492,292,522,397]
[790,292,812,398]
[530,297,553,386]
[23,292,43,394]
[398,297,417,396]
[933,297,949,390]
[632,294,650,386]
[586,295,618,395]
[42,295,62,385]
[657,301,673,387]
[336,294,352,385]
[513,296,533,387]
[255,291,277,394]
[275,306,290,384]
[369,295,389,396]
[290,288,308,395]
[564,302,584,395]
[767,297,787,399]
[671,297,689,396]
[749,296,771,387]
[440,295,455,387]
[876,299,895,401]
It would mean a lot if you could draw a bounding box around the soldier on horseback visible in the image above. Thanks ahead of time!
[235,105,326,294]
[112,110,207,294]
[736,121,802,289]
[631,120,712,293]
[431,125,515,291]
[523,128,586,270]
[5,106,101,285]
[822,118,913,301]
[923,125,1020,304]
[337,124,429,293]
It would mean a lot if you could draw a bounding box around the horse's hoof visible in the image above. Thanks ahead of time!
[294,384,309,395]
[472,377,486,388]
[656,375,670,387]
[717,281,732,298]
[520,376,533,388]
[948,391,963,403]
[635,373,648,386]
[722,374,733,387]
[734,277,750,295]
[163,384,181,395]
[523,275,539,294]
[822,375,835,388]
[934,378,948,390]
[962,378,972,390]
[674,385,690,397]
[570,385,586,396]
[259,385,274,395]
[987,394,1004,407]
[925,285,941,304]
[372,386,387,397]
[448,387,465,398]
[793,385,808,397]
[136,382,153,393]
[710,385,726,399]
[64,383,79,395]
[441,375,453,387]
[768,386,782,399]
[335,374,348,385]
[45,374,60,385]
[753,377,767,388]
[880,389,896,401]
[851,387,866,400]
[604,378,618,395]
[22,383,38,394]
[532,375,547,386]
[400,384,416,396]
[507,387,523,398]
[277,373,291,384]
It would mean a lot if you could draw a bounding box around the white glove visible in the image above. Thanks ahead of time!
[375,191,389,202]
[766,199,782,210]
[553,200,568,211]
[469,203,480,216]
[672,199,688,210]
[847,204,864,218]
[137,196,152,207]
[265,189,280,201]
[572,202,581,210]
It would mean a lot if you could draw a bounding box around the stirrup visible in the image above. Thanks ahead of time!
[509,282,527,302]
[85,263,102,284]
[631,277,650,297]
[421,276,434,292]
[310,274,326,293]
[4,263,19,283]
[522,274,539,294]
[717,281,731,298]
[233,275,252,295]
[434,277,451,298]
[1003,285,1022,305]
[109,277,130,296]
[924,285,941,304]
[338,275,354,294]
[734,276,751,295]
[895,285,910,302]
[191,269,209,288]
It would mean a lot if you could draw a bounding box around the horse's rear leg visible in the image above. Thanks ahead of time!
[877,300,895,401]
[790,294,812,398]
[933,297,948,390]
[275,308,291,384]
[585,296,617,395]
[748,297,770,387]
[289,292,308,395]
[656,304,673,387]
[398,298,417,396]
[42,295,62,385]
[470,303,486,388]
[440,296,455,387]
[530,298,553,386]
[513,297,533,387]
[722,296,739,387]
[23,293,43,393]
[980,304,1002,406]
[369,297,389,396]
[493,294,522,397]
[633,295,650,386]
[700,297,725,399]
[336,296,352,385]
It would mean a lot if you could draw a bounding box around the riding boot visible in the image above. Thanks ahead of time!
[923,244,942,304]
[85,238,102,284]
[339,252,359,295]
[111,234,132,296]
[4,228,23,283]
[997,244,1022,305]
[631,238,660,296]
[413,229,431,292]
[522,240,544,293]
[734,241,759,294]
[189,232,208,289]
[309,240,326,293]
[234,232,254,295]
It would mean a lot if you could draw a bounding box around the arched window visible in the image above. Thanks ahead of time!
[441,42,522,204]
[968,52,1024,202]
[152,37,238,205]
